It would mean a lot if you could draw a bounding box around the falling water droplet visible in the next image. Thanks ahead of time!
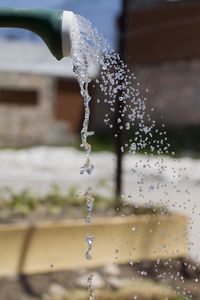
[85,234,94,261]
[88,274,95,300]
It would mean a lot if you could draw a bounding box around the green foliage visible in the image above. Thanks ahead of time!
[7,188,37,216]
[66,185,82,206]
[45,184,85,214]
[0,185,169,221]
[45,184,67,214]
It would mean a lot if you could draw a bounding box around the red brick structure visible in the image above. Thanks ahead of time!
[122,0,200,126]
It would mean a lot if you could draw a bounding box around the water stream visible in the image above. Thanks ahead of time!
[69,12,171,300]
[70,15,107,299]
[84,187,95,224]
[71,15,170,162]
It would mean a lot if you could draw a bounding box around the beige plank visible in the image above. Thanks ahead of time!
[0,214,187,276]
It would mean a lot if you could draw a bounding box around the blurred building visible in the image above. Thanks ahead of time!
[0,0,120,146]
[0,40,98,147]
[122,0,200,128]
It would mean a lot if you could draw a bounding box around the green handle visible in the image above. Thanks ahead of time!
[0,8,64,60]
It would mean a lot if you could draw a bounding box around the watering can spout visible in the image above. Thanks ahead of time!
[0,8,75,60]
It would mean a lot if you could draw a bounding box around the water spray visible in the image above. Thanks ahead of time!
[0,8,74,60]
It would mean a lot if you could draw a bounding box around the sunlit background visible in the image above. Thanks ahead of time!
[0,1,200,300]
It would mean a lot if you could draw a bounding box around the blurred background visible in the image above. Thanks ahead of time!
[0,0,200,300]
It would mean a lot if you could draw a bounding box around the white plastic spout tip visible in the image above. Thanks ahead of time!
[62,11,75,58]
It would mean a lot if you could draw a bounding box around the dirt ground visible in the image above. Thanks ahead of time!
[0,258,199,300]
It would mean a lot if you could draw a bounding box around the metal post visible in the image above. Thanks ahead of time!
[115,0,127,201]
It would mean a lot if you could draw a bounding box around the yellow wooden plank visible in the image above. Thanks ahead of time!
[0,214,188,276]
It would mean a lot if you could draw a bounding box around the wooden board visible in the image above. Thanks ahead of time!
[0,214,187,276]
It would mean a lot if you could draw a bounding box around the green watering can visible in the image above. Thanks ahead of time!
[0,7,75,60]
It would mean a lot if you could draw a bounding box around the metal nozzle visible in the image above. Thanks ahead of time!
[0,8,75,60]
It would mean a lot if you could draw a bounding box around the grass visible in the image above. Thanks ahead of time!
[0,185,169,222]
[4,188,37,215]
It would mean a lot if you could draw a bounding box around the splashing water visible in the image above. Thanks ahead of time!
[70,14,170,166]
[69,12,172,300]
[70,17,106,299]
[84,187,95,223]
[70,14,105,175]
[85,233,94,261]
[87,274,95,300]
[84,188,95,263]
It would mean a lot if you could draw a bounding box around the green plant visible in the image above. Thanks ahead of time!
[0,185,170,221]
[66,185,82,206]
[45,184,67,214]
[7,188,37,215]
